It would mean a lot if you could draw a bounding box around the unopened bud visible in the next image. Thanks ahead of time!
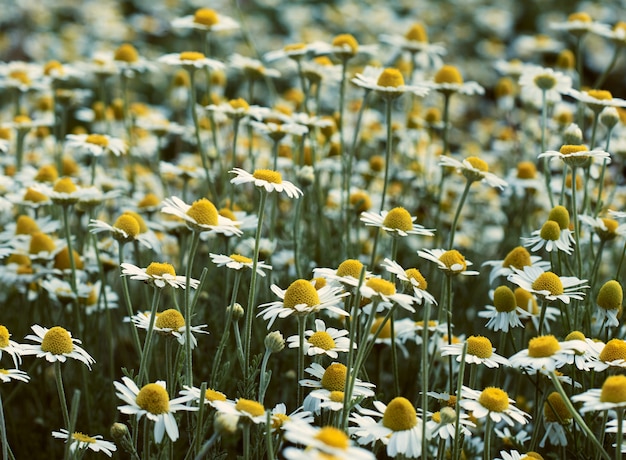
[264,331,285,353]
[229,303,244,322]
[562,123,583,145]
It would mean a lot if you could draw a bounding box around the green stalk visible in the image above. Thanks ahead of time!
[483,417,493,460]
[188,69,212,197]
[452,342,468,460]
[540,89,555,208]
[184,232,201,386]
[211,270,242,386]
[137,288,162,385]
[447,179,473,249]
[570,165,583,277]
[421,300,432,460]
[616,408,624,460]
[118,246,142,358]
[54,362,70,431]
[296,315,307,406]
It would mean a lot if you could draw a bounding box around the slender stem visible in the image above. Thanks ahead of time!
[193,432,219,460]
[242,423,251,460]
[441,93,451,156]
[211,271,242,386]
[60,205,78,295]
[194,382,207,457]
[0,392,9,460]
[296,315,307,406]
[293,194,304,279]
[421,301,431,460]
[617,408,624,460]
[447,179,473,249]
[570,165,583,277]
[137,288,162,385]
[54,362,70,430]
[483,417,493,460]
[229,118,241,207]
[452,342,468,460]
[258,349,272,405]
[541,89,555,208]
[184,232,201,386]
[265,411,276,460]
[380,97,394,213]
[538,299,549,336]
[118,243,142,356]
[189,69,212,197]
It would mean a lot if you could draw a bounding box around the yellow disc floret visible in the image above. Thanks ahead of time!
[568,12,592,22]
[71,432,96,444]
[23,187,49,203]
[146,262,176,277]
[599,339,626,362]
[193,8,219,26]
[85,134,108,147]
[230,254,252,264]
[229,98,249,111]
[332,34,359,54]
[439,250,467,271]
[136,383,170,414]
[405,268,427,290]
[544,391,572,423]
[494,285,517,313]
[321,363,347,391]
[284,279,320,308]
[180,51,206,61]
[155,309,185,330]
[29,232,55,254]
[15,215,39,235]
[434,65,463,84]
[370,316,392,339]
[235,398,265,417]
[600,375,626,403]
[478,387,509,412]
[531,272,564,295]
[466,335,493,359]
[187,198,218,226]
[516,161,537,179]
[114,44,139,63]
[597,280,623,311]
[336,259,363,278]
[382,397,418,431]
[548,206,570,230]
[41,326,73,355]
[114,214,140,238]
[53,177,77,194]
[502,246,532,270]
[382,207,413,231]
[539,220,561,241]
[205,388,227,402]
[528,335,560,358]
[315,426,349,450]
[35,165,59,183]
[0,326,10,348]
[376,68,405,88]
[308,331,336,351]
[253,169,282,184]
[365,278,396,296]
[559,144,588,155]
[406,22,428,42]
[466,156,489,172]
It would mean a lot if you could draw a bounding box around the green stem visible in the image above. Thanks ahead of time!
[441,93,451,156]
[0,392,9,460]
[229,118,241,206]
[570,165,583,277]
[60,205,78,295]
[242,423,251,460]
[617,408,624,460]
[211,271,242,387]
[137,288,162,385]
[483,417,493,460]
[296,315,307,406]
[594,46,621,89]
[452,342,468,460]
[447,179,472,249]
[54,362,70,431]
[184,232,201,386]
[380,97,394,213]
[293,194,304,279]
[421,300,431,460]
[118,243,142,356]
[189,69,212,198]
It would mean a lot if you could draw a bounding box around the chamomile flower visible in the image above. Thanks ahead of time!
[51,429,116,457]
[179,385,229,408]
[595,280,623,328]
[22,325,95,369]
[521,220,575,254]
[209,253,272,276]
[212,398,267,424]
[426,406,475,441]
[269,403,314,432]
[459,386,530,426]
[120,262,199,289]
[89,213,155,248]
[509,335,577,373]
[159,51,224,72]
[539,144,610,168]
[579,215,626,242]
[313,259,371,288]
[65,133,127,157]
[0,325,26,366]
[287,319,352,358]
[540,392,571,447]
[478,286,532,333]
[350,397,424,459]
[518,66,572,106]
[114,377,197,442]
[550,11,606,36]
[355,276,419,313]
[589,338,626,371]
[258,279,349,328]
[129,309,208,348]
[0,368,29,383]
[572,374,626,413]
[351,66,430,99]
[171,8,240,33]
[230,168,303,198]
[417,248,480,276]
[283,424,376,460]
[229,53,281,80]
[483,246,550,285]
[360,207,435,237]
[441,335,510,368]
[36,177,83,206]
[558,331,603,371]
[438,155,508,189]
[507,266,588,304]
[161,197,242,235]
[426,64,485,95]
[381,258,436,305]
[379,22,446,70]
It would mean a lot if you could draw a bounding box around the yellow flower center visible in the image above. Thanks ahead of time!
[502,246,532,270]
[23,187,49,203]
[376,68,405,88]
[14,115,31,125]
[369,155,385,172]
[308,331,336,350]
[466,156,489,172]
[544,391,572,423]
[434,65,463,84]
[314,427,349,450]
[382,207,413,231]
[114,214,140,237]
[478,387,509,412]
[600,375,626,403]
[382,397,418,431]
[284,279,320,308]
[85,134,109,147]
[229,98,249,111]
[138,193,160,208]
[332,34,359,54]
[559,144,588,155]
[29,231,55,254]
[180,51,206,61]
[272,413,290,429]
[405,22,428,42]
[597,280,623,311]
[71,432,96,444]
[230,254,252,264]
[495,77,515,98]
[0,326,10,348]
[431,411,441,423]
[284,43,306,52]
[6,253,30,266]
[205,388,227,402]
[548,206,570,230]
[43,60,63,76]
[600,339,626,362]
[187,198,218,226]
[371,316,392,339]
[54,247,83,271]
[466,335,493,359]
[438,250,467,271]
[321,363,347,391]
[522,454,544,460]
[533,74,557,90]
[565,330,586,341]
[35,165,59,183]
[155,309,185,330]
[587,89,612,101]
[405,268,427,290]
[539,220,561,241]
[136,383,170,414]
[349,191,371,213]
[145,262,176,277]
[515,287,538,314]
[114,44,139,63]
[531,272,564,295]
[41,326,73,355]
[568,12,592,22]
[517,161,537,179]
[235,398,265,417]
[493,285,517,313]
[15,215,39,235]
[252,169,282,184]
[336,259,363,278]
[528,335,560,357]
[53,178,78,197]
[312,277,327,290]
[193,8,219,26]
[365,278,396,296]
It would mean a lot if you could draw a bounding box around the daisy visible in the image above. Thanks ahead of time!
[350,397,424,459]
[212,397,267,425]
[354,276,419,313]
[351,66,430,99]
[0,368,29,383]
[129,309,208,348]
[379,22,446,70]
[540,391,572,447]
[230,168,303,199]
[209,253,272,276]
[426,406,475,441]
[264,41,330,63]
[313,258,372,288]
[572,374,626,413]
[589,338,626,371]
[0,324,26,367]
[438,155,508,189]
[283,424,376,460]
[507,265,588,304]
[161,197,242,236]
[558,331,603,371]
[179,385,229,408]
[171,8,240,33]
[579,215,626,242]
[51,429,116,457]
[550,11,607,36]
[566,88,626,112]
[21,325,95,369]
[539,144,610,169]
[360,207,435,237]
[509,335,577,374]
[120,262,199,289]
[381,258,437,305]
[34,177,83,206]
[518,65,572,106]
[257,279,349,328]
[482,246,551,285]
[426,64,485,96]
[228,53,281,80]
[286,318,352,358]
[441,335,510,368]
[459,386,530,427]
[269,403,314,432]
[417,248,480,276]
[89,214,155,248]
[521,220,575,254]
[478,286,532,333]
[595,280,623,328]
[114,377,197,442]
[65,133,127,157]
[158,51,224,72]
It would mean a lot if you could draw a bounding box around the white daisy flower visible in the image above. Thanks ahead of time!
[439,155,507,189]
[507,265,588,304]
[351,66,430,98]
[51,429,116,457]
[550,12,607,36]
[114,377,197,443]
[539,144,610,168]
[229,53,281,79]
[379,22,446,70]
[381,258,437,305]
[588,338,626,371]
[230,168,303,199]
[521,220,575,254]
[171,8,240,33]
[286,318,353,358]
[360,207,435,237]
[269,403,314,432]
[0,325,26,367]
[459,386,530,427]
[426,406,475,441]
[22,325,95,369]
[579,214,626,242]
[120,262,199,289]
[349,397,424,459]
[425,64,485,95]
[158,51,224,71]
[572,374,626,413]
[257,279,349,329]
[209,253,272,276]
[477,286,532,333]
[509,335,577,374]
[129,309,208,348]
[89,215,155,249]
[417,248,480,276]
[65,133,127,157]
[161,196,242,236]
[264,41,331,63]
[283,423,376,460]
[179,385,230,408]
[212,397,268,425]
[0,368,29,383]
[355,276,419,313]
[518,65,572,106]
[313,259,372,288]
[33,177,84,206]
[441,335,510,368]
[482,246,551,285]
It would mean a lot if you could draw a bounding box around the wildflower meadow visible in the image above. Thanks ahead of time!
[2,0,626,459]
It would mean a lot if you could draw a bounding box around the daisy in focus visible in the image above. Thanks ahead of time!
[121,262,199,289]
[459,386,530,427]
[351,66,430,99]
[65,133,127,157]
[518,65,572,106]
[538,144,610,168]
[129,309,209,348]
[51,429,117,457]
[418,248,480,276]
[283,424,376,460]
[161,197,242,235]
[0,368,29,383]
[508,334,577,373]
[441,335,510,368]
[212,397,268,425]
[360,207,435,237]
[439,155,508,189]
[230,168,303,198]
[0,325,26,366]
[89,213,155,249]
[482,246,550,286]
[507,265,588,304]
[209,253,272,276]
[286,318,352,358]
[572,374,626,413]
[478,285,532,333]
[179,385,229,408]
[381,258,436,305]
[521,219,575,254]
[22,325,95,369]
